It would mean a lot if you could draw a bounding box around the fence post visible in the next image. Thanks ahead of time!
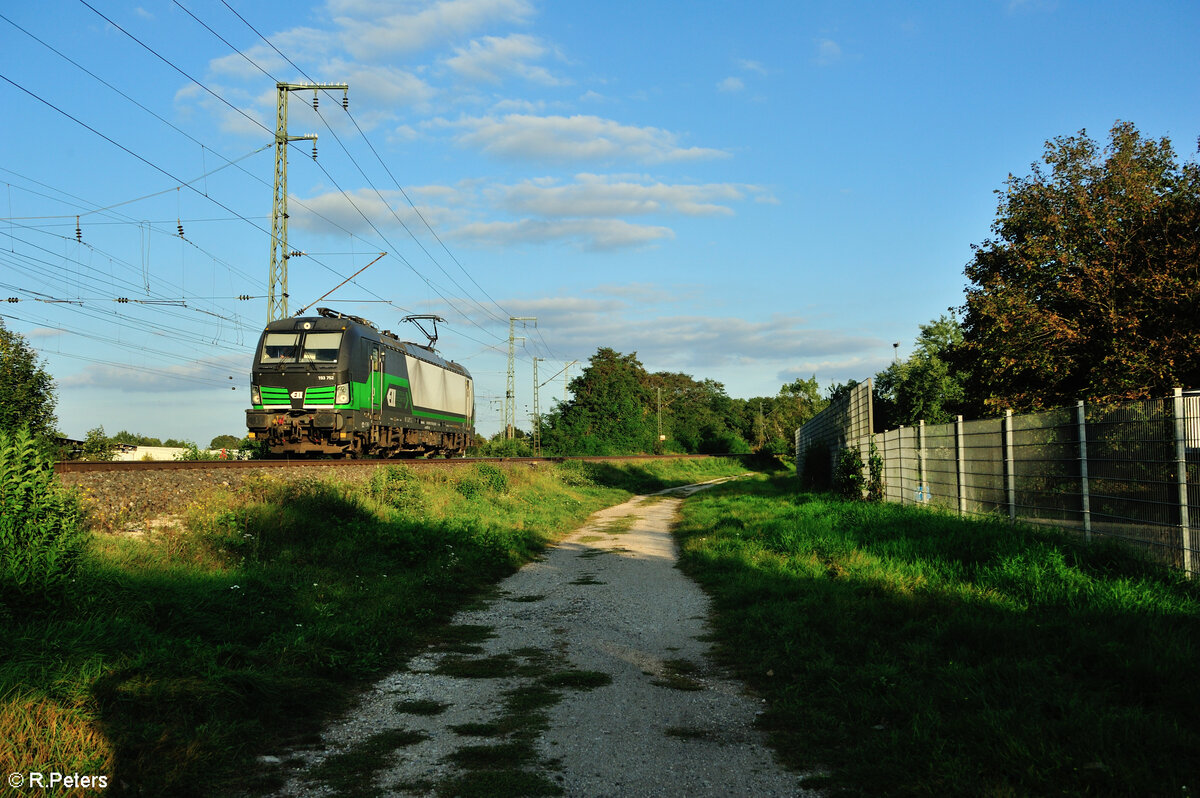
[918,420,927,505]
[956,414,966,517]
[1077,400,1091,544]
[1173,388,1193,578]
[897,426,905,505]
[1004,408,1016,523]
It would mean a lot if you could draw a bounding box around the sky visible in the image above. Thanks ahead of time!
[2,0,1199,443]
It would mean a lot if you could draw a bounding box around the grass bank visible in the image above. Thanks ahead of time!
[0,456,749,797]
[674,473,1200,797]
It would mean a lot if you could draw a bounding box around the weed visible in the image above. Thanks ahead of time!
[394,699,449,716]
[675,472,1200,797]
[309,727,427,795]
[539,670,612,690]
[1,457,752,797]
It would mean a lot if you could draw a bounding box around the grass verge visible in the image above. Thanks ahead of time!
[674,472,1200,797]
[0,456,749,797]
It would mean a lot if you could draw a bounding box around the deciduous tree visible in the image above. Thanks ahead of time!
[0,320,57,439]
[960,121,1200,411]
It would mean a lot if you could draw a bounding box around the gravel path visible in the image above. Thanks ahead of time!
[266,478,816,797]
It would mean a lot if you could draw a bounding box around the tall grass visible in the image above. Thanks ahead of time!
[675,473,1200,797]
[0,457,748,797]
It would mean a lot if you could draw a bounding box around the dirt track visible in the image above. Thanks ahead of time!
[266,478,815,797]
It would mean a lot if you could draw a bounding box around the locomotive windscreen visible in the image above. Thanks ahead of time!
[260,333,299,363]
[259,331,343,364]
[300,332,342,363]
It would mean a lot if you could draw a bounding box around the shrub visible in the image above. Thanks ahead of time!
[833,446,865,500]
[866,437,885,502]
[0,427,89,600]
[473,462,509,493]
[366,465,426,516]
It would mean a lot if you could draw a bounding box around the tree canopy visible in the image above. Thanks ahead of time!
[0,320,57,439]
[874,315,967,428]
[535,347,822,456]
[960,121,1200,411]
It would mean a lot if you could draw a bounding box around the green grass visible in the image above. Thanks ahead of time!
[0,457,750,797]
[674,473,1200,797]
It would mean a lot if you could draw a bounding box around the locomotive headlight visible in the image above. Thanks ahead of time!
[335,382,350,404]
[251,385,261,405]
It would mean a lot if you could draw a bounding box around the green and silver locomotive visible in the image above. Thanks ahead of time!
[245,308,474,457]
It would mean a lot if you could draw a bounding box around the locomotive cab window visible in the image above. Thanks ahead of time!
[300,332,342,364]
[260,333,300,363]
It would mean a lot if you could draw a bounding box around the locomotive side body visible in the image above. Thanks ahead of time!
[245,310,474,457]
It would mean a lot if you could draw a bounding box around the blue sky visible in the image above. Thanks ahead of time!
[2,0,1198,443]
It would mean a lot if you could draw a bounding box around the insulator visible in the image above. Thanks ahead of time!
[289,250,304,258]
[312,94,318,110]
[5,297,18,303]
[75,216,82,242]
[237,294,253,301]
[177,220,184,238]
[312,142,318,160]
[342,93,348,110]
[116,297,129,303]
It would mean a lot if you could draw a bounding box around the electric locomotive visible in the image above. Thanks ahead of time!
[245,308,474,457]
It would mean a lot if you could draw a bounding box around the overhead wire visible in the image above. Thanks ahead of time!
[208,0,521,333]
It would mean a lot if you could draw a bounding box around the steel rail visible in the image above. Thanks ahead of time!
[53,453,735,474]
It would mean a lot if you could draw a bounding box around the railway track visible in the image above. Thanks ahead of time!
[54,453,728,474]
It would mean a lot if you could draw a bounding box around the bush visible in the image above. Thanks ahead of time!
[366,465,426,516]
[833,446,865,500]
[0,427,89,600]
[866,437,885,502]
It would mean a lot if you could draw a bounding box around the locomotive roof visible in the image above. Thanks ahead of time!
[261,310,470,377]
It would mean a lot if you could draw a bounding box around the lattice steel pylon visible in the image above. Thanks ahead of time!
[532,357,544,455]
[268,82,348,322]
[506,316,536,439]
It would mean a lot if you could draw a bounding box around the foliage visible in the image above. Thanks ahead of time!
[833,446,865,500]
[675,476,1200,797]
[874,315,967,428]
[471,435,534,457]
[0,427,88,601]
[209,434,241,450]
[960,121,1200,412]
[0,320,57,440]
[174,441,219,461]
[866,437,885,502]
[365,464,427,516]
[538,348,815,457]
[80,426,116,462]
[236,435,268,460]
[110,430,162,446]
[542,348,656,455]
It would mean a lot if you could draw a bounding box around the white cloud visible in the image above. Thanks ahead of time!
[452,218,673,251]
[737,59,768,75]
[463,294,885,372]
[331,0,536,60]
[444,33,565,85]
[446,114,728,164]
[290,188,465,236]
[58,356,246,393]
[717,77,744,93]
[816,38,842,66]
[493,174,763,218]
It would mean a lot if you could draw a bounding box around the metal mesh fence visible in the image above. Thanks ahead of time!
[796,388,1199,577]
[795,380,873,484]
